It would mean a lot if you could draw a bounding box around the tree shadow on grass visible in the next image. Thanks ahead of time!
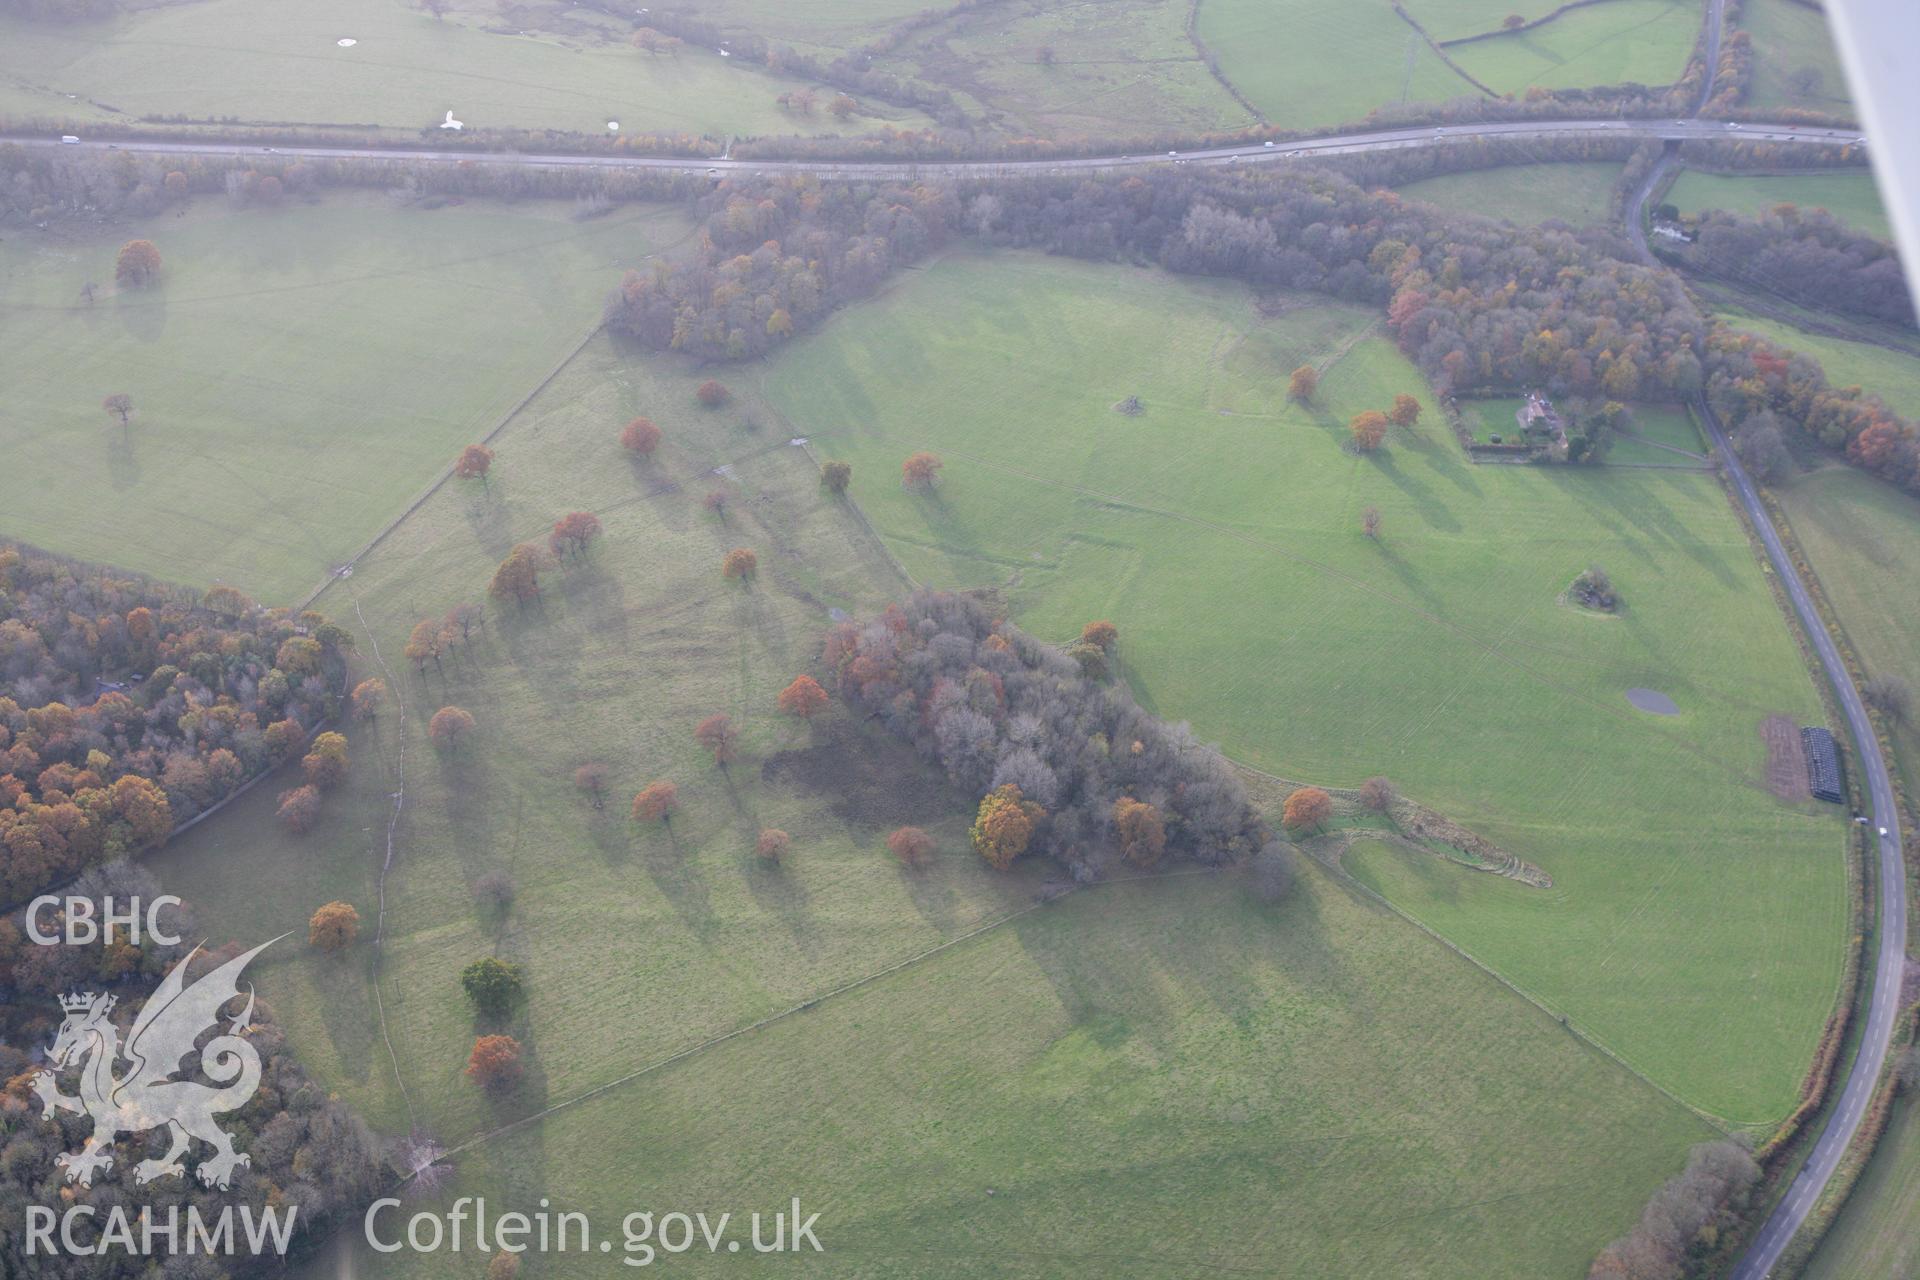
[743,851,818,951]
[634,822,718,941]
[105,438,143,492]
[1365,448,1463,535]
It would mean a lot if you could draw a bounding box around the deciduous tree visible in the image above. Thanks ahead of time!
[308,900,360,951]
[1113,796,1167,867]
[303,731,350,791]
[1359,776,1396,812]
[821,460,852,495]
[632,780,678,826]
[1388,394,1421,427]
[351,678,387,721]
[1362,505,1381,539]
[429,706,476,753]
[777,674,828,721]
[1080,620,1118,652]
[405,619,444,675]
[696,379,730,408]
[278,784,322,835]
[465,1034,523,1091]
[102,393,133,433]
[694,713,740,766]
[455,444,495,489]
[755,828,791,862]
[971,783,1042,871]
[721,547,758,581]
[461,957,526,1018]
[1282,785,1333,832]
[1288,365,1318,403]
[886,825,935,869]
[574,762,610,807]
[115,239,162,288]
[549,511,603,560]
[489,543,544,606]
[901,451,943,491]
[621,417,661,455]
[1349,411,1389,452]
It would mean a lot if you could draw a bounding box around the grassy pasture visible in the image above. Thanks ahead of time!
[1397,160,1621,226]
[870,0,1253,138]
[1403,0,1574,42]
[1737,0,1857,117]
[1607,404,1705,465]
[0,0,927,139]
[1804,1095,1920,1278]
[0,194,691,600]
[1198,0,1482,129]
[1450,0,1699,95]
[145,327,1719,1280]
[1771,466,1920,800]
[1669,169,1891,242]
[764,251,1846,1126]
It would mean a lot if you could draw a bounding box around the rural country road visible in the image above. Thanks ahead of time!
[1622,108,1907,1270]
[1706,390,1909,1279]
[1,117,1865,180]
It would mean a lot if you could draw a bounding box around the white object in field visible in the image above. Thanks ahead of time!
[441,110,463,130]
[607,121,619,131]
[1825,1,1920,311]
[337,38,356,47]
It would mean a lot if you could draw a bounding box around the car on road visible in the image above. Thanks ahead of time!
[1167,150,1178,157]
[59,135,79,145]
[1882,827,1892,838]
[1726,122,1741,129]
[1263,140,1275,147]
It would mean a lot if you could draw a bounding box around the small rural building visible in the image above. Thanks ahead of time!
[1801,726,1844,804]
[1517,391,1566,444]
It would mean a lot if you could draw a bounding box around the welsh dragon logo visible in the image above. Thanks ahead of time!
[29,937,280,1190]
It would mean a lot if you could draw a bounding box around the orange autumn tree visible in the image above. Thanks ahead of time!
[454,444,495,489]
[429,706,477,753]
[621,417,661,455]
[886,826,935,869]
[489,543,544,607]
[549,511,603,560]
[1080,620,1118,652]
[971,783,1043,871]
[308,901,360,951]
[350,678,387,721]
[777,674,828,721]
[302,731,350,791]
[632,780,679,826]
[277,784,321,834]
[1388,394,1422,428]
[1283,785,1333,832]
[115,239,163,288]
[466,1035,524,1091]
[755,829,791,862]
[901,451,943,491]
[1349,411,1389,452]
[721,548,757,581]
[1113,797,1167,868]
[1288,365,1318,403]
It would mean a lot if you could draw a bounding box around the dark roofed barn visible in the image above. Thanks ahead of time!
[1801,726,1844,804]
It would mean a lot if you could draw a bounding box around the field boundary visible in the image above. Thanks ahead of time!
[429,867,1217,1165]
[1185,0,1270,125]
[1439,0,1636,47]
[300,320,606,613]
[1388,3,1504,98]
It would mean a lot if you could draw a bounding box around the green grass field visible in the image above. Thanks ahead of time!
[0,0,929,138]
[1714,306,1920,418]
[142,327,1721,1280]
[1669,169,1891,241]
[1737,0,1857,118]
[1772,466,1920,800]
[1398,161,1621,226]
[0,194,691,599]
[1804,1095,1920,1278]
[763,251,1846,1127]
[867,0,1252,138]
[1402,0,1570,42]
[1608,403,1706,465]
[1198,0,1482,129]
[1450,0,1698,95]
